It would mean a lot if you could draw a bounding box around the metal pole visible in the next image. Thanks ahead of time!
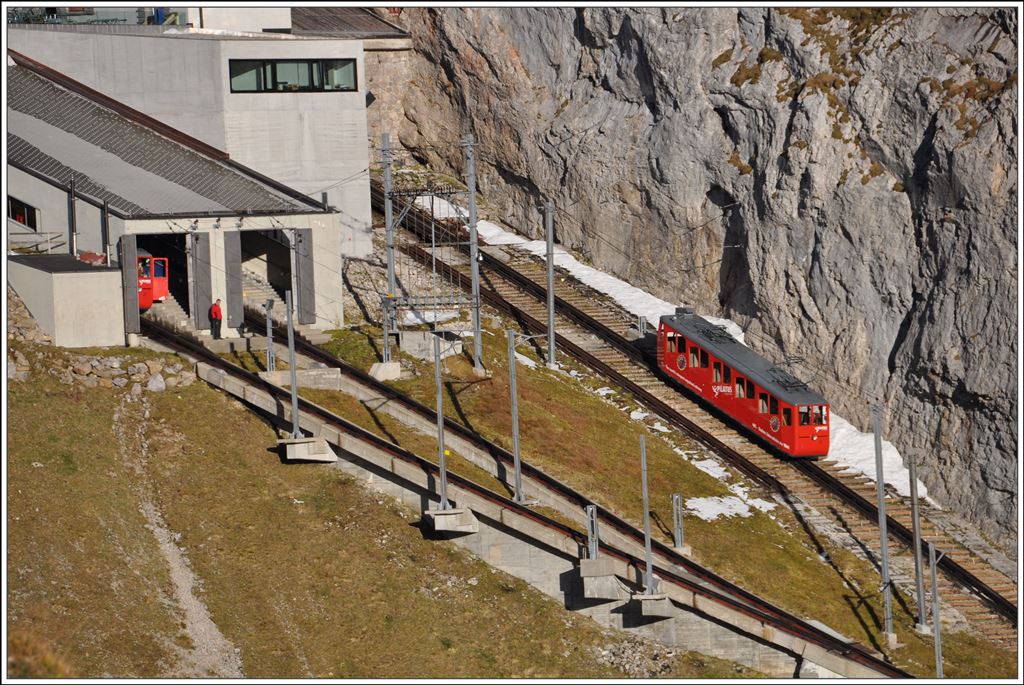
[264,299,275,372]
[69,174,78,256]
[434,335,450,510]
[507,330,525,503]
[464,134,483,372]
[101,200,111,264]
[382,132,397,298]
[929,542,944,678]
[382,133,396,365]
[672,493,685,549]
[909,453,928,632]
[285,291,301,439]
[585,504,599,559]
[641,435,655,594]
[872,405,895,642]
[545,202,556,369]
[381,298,391,364]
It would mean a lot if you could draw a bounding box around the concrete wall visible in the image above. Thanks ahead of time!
[185,7,292,32]
[6,166,118,256]
[8,28,373,258]
[7,260,125,347]
[219,40,371,256]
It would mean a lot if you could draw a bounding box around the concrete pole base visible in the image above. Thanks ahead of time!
[673,543,693,557]
[369,361,401,381]
[278,436,337,463]
[471,365,489,379]
[423,507,479,534]
[884,632,902,650]
[914,623,931,636]
[635,593,674,618]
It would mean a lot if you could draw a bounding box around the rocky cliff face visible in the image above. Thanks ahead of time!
[389,8,1018,549]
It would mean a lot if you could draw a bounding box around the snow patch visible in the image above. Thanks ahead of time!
[650,421,671,433]
[824,413,927,499]
[693,459,729,481]
[514,351,538,369]
[686,496,754,521]
[402,310,459,325]
[629,409,649,421]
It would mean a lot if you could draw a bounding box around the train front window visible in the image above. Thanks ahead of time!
[138,260,150,278]
[758,393,768,414]
[799,407,810,425]
[813,406,826,425]
[154,260,166,278]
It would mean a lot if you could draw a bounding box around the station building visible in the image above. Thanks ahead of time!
[5,8,401,257]
[7,49,345,347]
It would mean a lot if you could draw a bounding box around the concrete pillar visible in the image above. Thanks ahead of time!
[205,228,239,338]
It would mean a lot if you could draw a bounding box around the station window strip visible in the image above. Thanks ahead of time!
[229,58,358,93]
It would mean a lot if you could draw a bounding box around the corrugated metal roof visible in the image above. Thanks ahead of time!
[662,310,828,406]
[6,64,316,217]
[291,7,409,38]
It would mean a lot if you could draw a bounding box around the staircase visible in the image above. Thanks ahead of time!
[241,270,333,346]
[141,291,222,348]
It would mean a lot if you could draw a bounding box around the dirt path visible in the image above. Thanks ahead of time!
[112,392,244,678]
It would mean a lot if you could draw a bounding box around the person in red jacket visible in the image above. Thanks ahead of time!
[210,299,223,340]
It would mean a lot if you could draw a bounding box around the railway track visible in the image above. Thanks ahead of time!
[141,315,910,679]
[370,179,1017,647]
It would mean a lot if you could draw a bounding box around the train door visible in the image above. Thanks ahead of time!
[151,258,169,302]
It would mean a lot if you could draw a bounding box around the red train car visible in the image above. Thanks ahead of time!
[137,253,169,311]
[658,307,829,458]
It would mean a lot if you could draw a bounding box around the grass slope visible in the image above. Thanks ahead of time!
[7,340,757,678]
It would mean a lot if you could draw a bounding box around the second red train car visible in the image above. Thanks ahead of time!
[658,307,829,458]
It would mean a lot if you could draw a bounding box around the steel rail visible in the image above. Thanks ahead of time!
[141,315,910,678]
[371,178,1017,627]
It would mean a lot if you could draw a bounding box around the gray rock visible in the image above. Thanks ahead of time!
[130,382,142,397]
[178,372,196,388]
[73,362,93,376]
[394,8,1018,549]
[146,373,167,393]
[112,376,129,388]
[7,364,17,381]
[81,375,98,389]
[145,360,164,375]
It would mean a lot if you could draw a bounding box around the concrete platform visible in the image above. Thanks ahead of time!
[259,368,342,390]
[423,507,479,534]
[368,361,401,381]
[400,330,463,361]
[635,593,674,618]
[278,437,337,463]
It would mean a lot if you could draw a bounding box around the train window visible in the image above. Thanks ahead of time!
[736,376,745,398]
[700,350,709,368]
[723,366,731,383]
[713,362,722,382]
[769,396,779,414]
[747,380,755,398]
[814,406,827,425]
[154,260,166,277]
[783,408,792,426]
[758,393,768,414]
[667,333,677,353]
[799,407,810,425]
[138,260,150,278]
[690,347,699,368]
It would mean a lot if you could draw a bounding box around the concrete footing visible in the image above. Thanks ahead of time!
[400,330,463,361]
[580,558,621,601]
[423,507,479,534]
[368,361,401,381]
[635,593,675,618]
[278,437,336,463]
[673,543,693,557]
[260,368,342,390]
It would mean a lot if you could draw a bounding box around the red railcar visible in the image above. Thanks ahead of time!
[137,253,169,311]
[658,308,829,458]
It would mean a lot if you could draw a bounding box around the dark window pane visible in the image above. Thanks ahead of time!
[769,396,779,414]
[759,393,768,414]
[274,60,315,90]
[322,59,356,90]
[747,380,755,398]
[154,260,166,277]
[723,366,731,383]
[230,60,263,91]
[700,350,709,368]
[783,408,792,426]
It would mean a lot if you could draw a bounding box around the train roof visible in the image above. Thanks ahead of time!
[661,308,828,407]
